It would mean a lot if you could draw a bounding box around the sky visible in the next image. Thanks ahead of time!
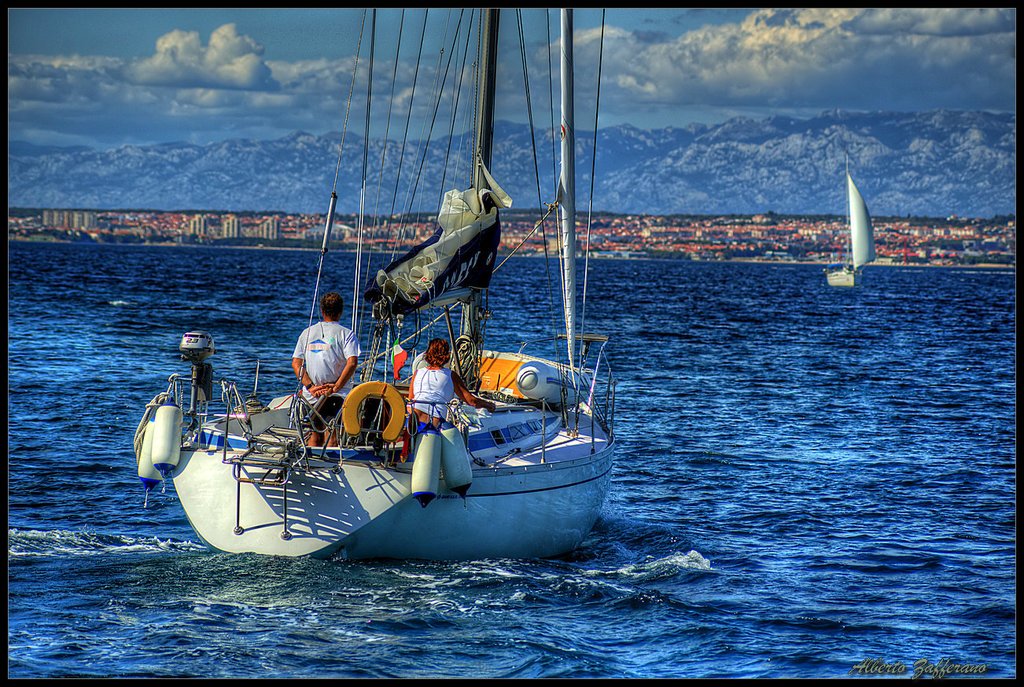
[7,8,1017,150]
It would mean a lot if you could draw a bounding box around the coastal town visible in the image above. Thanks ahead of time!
[7,207,1016,266]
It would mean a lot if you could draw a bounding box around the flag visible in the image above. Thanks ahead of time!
[391,338,408,380]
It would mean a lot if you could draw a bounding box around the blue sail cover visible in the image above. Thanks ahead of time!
[365,167,512,317]
[364,215,501,316]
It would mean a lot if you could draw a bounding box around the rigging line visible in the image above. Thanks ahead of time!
[329,9,368,196]
[387,10,449,264]
[400,9,467,238]
[519,9,565,370]
[302,9,367,391]
[305,10,366,337]
[578,9,605,378]
[353,8,377,335]
[370,9,405,234]
[574,9,605,434]
[454,13,478,197]
[516,10,546,217]
[359,8,407,338]
[494,201,559,273]
[383,9,429,261]
[407,309,421,354]
[384,307,453,360]
[437,7,474,200]
[437,8,477,211]
[393,9,462,258]
[455,14,479,195]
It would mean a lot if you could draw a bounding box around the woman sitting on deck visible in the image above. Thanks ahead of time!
[408,338,495,433]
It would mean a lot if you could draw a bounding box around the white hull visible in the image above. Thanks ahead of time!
[343,447,612,560]
[825,266,860,287]
[169,404,614,560]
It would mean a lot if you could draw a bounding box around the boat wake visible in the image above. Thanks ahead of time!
[538,550,714,611]
[586,550,714,580]
[7,528,206,558]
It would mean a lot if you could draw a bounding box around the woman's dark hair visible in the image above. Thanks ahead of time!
[424,338,450,367]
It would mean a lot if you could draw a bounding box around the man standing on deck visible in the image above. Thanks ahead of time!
[291,291,361,447]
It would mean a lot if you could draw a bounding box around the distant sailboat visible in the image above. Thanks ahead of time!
[825,161,876,287]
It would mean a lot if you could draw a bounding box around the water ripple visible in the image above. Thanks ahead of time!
[6,246,1016,679]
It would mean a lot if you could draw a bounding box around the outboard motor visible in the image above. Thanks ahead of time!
[179,331,216,416]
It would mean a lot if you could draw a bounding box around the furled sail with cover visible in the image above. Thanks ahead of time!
[365,164,512,316]
[848,173,876,268]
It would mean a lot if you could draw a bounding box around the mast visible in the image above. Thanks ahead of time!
[461,8,500,385]
[559,9,577,369]
[473,9,499,190]
[845,154,853,267]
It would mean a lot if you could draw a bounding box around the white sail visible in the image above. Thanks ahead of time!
[847,173,876,268]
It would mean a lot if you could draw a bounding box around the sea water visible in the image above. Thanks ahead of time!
[7,242,1015,678]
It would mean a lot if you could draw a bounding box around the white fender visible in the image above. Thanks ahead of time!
[150,401,183,476]
[137,416,163,491]
[440,426,473,497]
[516,361,584,406]
[411,432,441,508]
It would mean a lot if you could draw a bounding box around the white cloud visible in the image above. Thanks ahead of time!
[590,8,1016,121]
[7,24,354,147]
[850,8,1015,37]
[125,23,278,90]
[6,10,1017,148]
[8,55,123,104]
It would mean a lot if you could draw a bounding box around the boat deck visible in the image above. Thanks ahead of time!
[483,420,611,468]
[205,399,612,473]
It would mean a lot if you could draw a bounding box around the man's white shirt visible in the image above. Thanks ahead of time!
[293,321,361,402]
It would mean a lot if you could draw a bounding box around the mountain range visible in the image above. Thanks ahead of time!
[7,110,1015,218]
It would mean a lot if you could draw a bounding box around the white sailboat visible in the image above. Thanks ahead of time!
[825,161,876,287]
[132,9,616,560]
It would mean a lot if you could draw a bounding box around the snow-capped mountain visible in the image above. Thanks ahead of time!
[7,110,1015,218]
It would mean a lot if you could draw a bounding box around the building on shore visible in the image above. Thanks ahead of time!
[188,214,207,237]
[42,209,97,230]
[222,214,240,239]
[256,216,280,241]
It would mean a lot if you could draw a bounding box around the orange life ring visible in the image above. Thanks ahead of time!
[341,381,407,443]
